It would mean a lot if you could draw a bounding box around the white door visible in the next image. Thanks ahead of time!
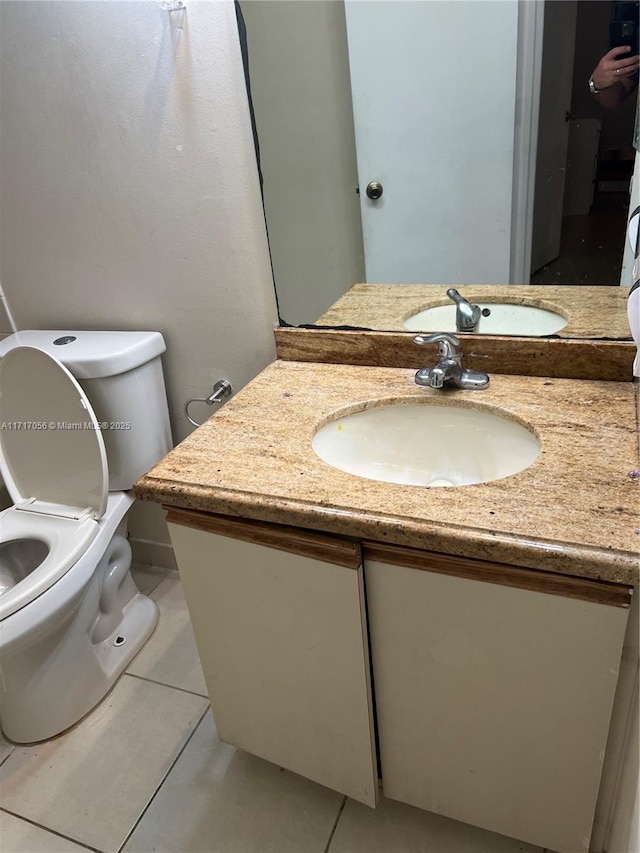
[345,0,520,284]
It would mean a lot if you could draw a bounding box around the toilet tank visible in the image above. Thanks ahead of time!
[0,331,173,491]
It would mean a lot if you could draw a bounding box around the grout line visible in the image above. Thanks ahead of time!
[131,568,173,596]
[124,671,209,699]
[116,705,211,853]
[323,795,347,853]
[0,746,16,770]
[0,807,104,852]
[139,577,168,596]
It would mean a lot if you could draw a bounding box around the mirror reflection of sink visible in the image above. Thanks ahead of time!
[403,303,567,336]
[312,402,541,487]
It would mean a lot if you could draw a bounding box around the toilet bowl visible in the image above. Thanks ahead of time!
[0,332,172,743]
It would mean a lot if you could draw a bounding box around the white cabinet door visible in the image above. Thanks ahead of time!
[364,549,630,852]
[168,513,378,807]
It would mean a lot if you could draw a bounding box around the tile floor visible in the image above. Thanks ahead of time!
[0,564,550,853]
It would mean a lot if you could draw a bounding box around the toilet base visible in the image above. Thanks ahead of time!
[0,533,159,744]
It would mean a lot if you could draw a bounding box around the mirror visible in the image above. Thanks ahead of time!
[240,0,637,339]
[313,284,632,340]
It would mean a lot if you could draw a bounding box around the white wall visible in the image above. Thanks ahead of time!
[0,0,278,564]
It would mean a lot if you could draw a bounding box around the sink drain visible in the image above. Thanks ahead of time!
[113,636,126,647]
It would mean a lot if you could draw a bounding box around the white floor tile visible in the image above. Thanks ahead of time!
[0,811,90,853]
[328,796,543,853]
[0,675,208,853]
[127,574,207,696]
[130,562,172,597]
[123,712,344,853]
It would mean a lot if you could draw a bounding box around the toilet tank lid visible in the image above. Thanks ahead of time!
[0,331,166,379]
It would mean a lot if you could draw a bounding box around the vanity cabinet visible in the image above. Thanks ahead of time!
[165,508,632,853]
[363,543,631,853]
[166,508,378,807]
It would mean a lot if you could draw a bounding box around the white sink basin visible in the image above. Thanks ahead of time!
[403,303,567,336]
[312,402,540,487]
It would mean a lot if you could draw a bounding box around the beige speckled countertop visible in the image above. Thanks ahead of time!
[135,361,640,586]
[315,284,632,340]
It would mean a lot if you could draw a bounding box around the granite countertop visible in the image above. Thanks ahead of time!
[135,360,640,586]
[314,284,632,340]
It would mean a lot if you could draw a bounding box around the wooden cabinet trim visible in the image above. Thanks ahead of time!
[362,542,633,608]
[164,508,631,605]
[165,506,362,569]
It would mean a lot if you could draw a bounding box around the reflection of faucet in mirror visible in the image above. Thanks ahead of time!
[446,289,482,333]
[414,333,489,391]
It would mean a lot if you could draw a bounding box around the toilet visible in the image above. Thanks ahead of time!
[0,330,172,743]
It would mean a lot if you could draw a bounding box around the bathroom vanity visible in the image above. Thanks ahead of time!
[135,360,639,853]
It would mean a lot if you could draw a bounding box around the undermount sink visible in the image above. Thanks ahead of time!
[312,401,541,487]
[403,303,567,336]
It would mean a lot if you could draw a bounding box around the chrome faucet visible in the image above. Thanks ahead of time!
[414,333,489,390]
[447,288,481,332]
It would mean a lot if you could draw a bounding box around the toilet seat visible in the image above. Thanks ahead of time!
[0,347,110,621]
[0,507,99,621]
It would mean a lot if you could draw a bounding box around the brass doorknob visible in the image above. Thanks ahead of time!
[366,181,384,200]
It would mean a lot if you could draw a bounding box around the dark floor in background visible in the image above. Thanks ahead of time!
[531,191,629,286]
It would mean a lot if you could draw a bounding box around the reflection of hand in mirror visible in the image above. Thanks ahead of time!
[590,46,640,109]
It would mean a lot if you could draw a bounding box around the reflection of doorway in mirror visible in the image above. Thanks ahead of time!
[240,0,637,326]
[531,0,637,286]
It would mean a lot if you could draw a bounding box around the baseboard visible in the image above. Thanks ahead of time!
[129,537,177,571]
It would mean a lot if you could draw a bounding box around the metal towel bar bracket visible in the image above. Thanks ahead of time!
[185,379,233,427]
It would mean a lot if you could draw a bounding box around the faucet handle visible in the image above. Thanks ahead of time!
[414,332,462,359]
[446,288,482,331]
